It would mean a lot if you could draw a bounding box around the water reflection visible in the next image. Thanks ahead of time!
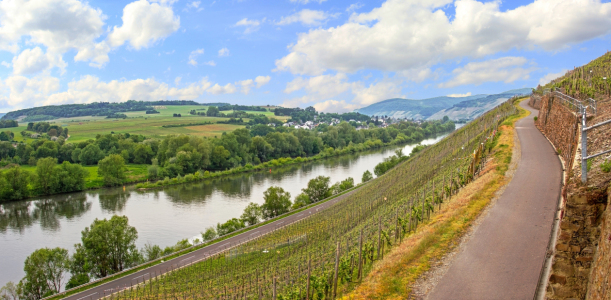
[98,190,131,213]
[0,194,90,233]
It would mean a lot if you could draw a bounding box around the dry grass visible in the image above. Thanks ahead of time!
[340,100,529,300]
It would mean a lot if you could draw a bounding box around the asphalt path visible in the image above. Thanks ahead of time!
[63,188,361,300]
[427,101,562,299]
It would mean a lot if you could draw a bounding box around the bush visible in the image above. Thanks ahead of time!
[601,160,611,173]
[534,116,538,121]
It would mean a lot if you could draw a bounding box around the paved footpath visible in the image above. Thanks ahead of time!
[427,101,562,300]
[63,187,361,300]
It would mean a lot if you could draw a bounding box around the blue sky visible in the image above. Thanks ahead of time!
[0,0,610,113]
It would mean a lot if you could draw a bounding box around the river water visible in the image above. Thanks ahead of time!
[0,133,452,286]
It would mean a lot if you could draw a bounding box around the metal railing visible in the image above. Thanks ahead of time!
[580,105,611,183]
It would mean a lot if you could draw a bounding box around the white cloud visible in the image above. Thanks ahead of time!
[108,0,180,50]
[290,0,327,4]
[203,60,216,66]
[284,73,354,99]
[351,79,403,105]
[1,61,11,68]
[539,69,568,86]
[237,76,270,94]
[186,1,202,11]
[313,100,359,113]
[346,3,364,12]
[235,18,262,34]
[188,48,205,66]
[447,92,472,97]
[255,76,271,88]
[276,0,611,75]
[0,0,107,67]
[439,57,535,88]
[277,9,333,26]
[175,77,182,85]
[0,75,61,107]
[218,48,230,57]
[12,47,66,75]
[207,83,236,95]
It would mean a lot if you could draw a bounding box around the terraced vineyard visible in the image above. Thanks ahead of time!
[108,99,519,300]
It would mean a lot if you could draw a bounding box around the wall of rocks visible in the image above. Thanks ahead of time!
[529,94,543,109]
[587,186,611,300]
[536,94,580,171]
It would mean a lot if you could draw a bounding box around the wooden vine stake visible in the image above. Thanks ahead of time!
[306,257,311,300]
[357,229,363,280]
[377,216,382,260]
[333,241,340,298]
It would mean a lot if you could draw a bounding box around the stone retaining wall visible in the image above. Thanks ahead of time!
[529,94,543,109]
[586,186,611,300]
[536,94,580,171]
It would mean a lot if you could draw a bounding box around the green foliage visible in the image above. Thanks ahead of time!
[0,281,18,300]
[291,193,311,210]
[216,218,245,236]
[302,176,331,203]
[261,186,292,219]
[240,203,262,226]
[0,166,31,201]
[142,243,163,262]
[18,247,69,299]
[362,170,373,183]
[77,215,140,278]
[201,227,218,242]
[601,159,611,173]
[98,154,127,186]
[587,158,593,172]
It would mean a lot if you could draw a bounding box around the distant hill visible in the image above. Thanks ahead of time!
[1,100,216,121]
[355,88,531,121]
[0,113,5,119]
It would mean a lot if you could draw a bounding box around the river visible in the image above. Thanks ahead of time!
[0,132,453,286]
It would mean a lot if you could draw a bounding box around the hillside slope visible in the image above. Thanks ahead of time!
[355,88,531,120]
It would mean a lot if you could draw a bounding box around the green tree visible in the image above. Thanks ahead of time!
[0,166,31,201]
[261,186,292,219]
[291,193,311,210]
[98,154,127,186]
[18,247,69,299]
[302,176,331,203]
[0,282,18,300]
[240,203,262,226]
[206,106,220,117]
[133,144,154,164]
[79,144,104,165]
[55,161,88,193]
[338,177,354,191]
[362,170,373,183]
[142,243,163,262]
[66,244,90,290]
[216,218,245,236]
[201,227,217,242]
[78,215,140,278]
[36,157,58,195]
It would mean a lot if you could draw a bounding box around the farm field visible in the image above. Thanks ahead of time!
[19,163,149,189]
[7,105,288,143]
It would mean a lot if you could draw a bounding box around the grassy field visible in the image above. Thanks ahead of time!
[4,105,291,144]
[20,163,149,189]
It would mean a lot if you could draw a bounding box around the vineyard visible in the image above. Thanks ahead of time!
[105,99,520,299]
[540,51,611,100]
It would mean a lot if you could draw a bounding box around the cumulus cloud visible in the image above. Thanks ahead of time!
[207,83,236,95]
[351,79,403,105]
[313,100,360,113]
[447,92,472,97]
[255,76,271,88]
[237,76,271,94]
[188,48,205,66]
[108,0,180,50]
[0,0,107,66]
[12,47,66,75]
[218,48,230,57]
[439,57,535,88]
[539,69,568,86]
[1,61,9,68]
[0,75,61,107]
[185,1,202,11]
[276,0,611,75]
[235,18,263,34]
[277,9,333,26]
[346,3,364,12]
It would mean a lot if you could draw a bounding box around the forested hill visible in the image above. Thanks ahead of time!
[355,88,531,120]
[1,100,226,121]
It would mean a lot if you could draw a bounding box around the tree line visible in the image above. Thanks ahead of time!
[0,118,454,202]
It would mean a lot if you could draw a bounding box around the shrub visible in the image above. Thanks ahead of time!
[601,160,611,173]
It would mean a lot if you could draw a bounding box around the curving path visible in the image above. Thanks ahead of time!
[427,101,562,299]
[62,188,361,300]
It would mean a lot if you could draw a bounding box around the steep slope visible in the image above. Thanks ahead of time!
[356,89,531,120]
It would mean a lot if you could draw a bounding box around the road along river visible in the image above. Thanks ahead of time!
[0,131,456,287]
